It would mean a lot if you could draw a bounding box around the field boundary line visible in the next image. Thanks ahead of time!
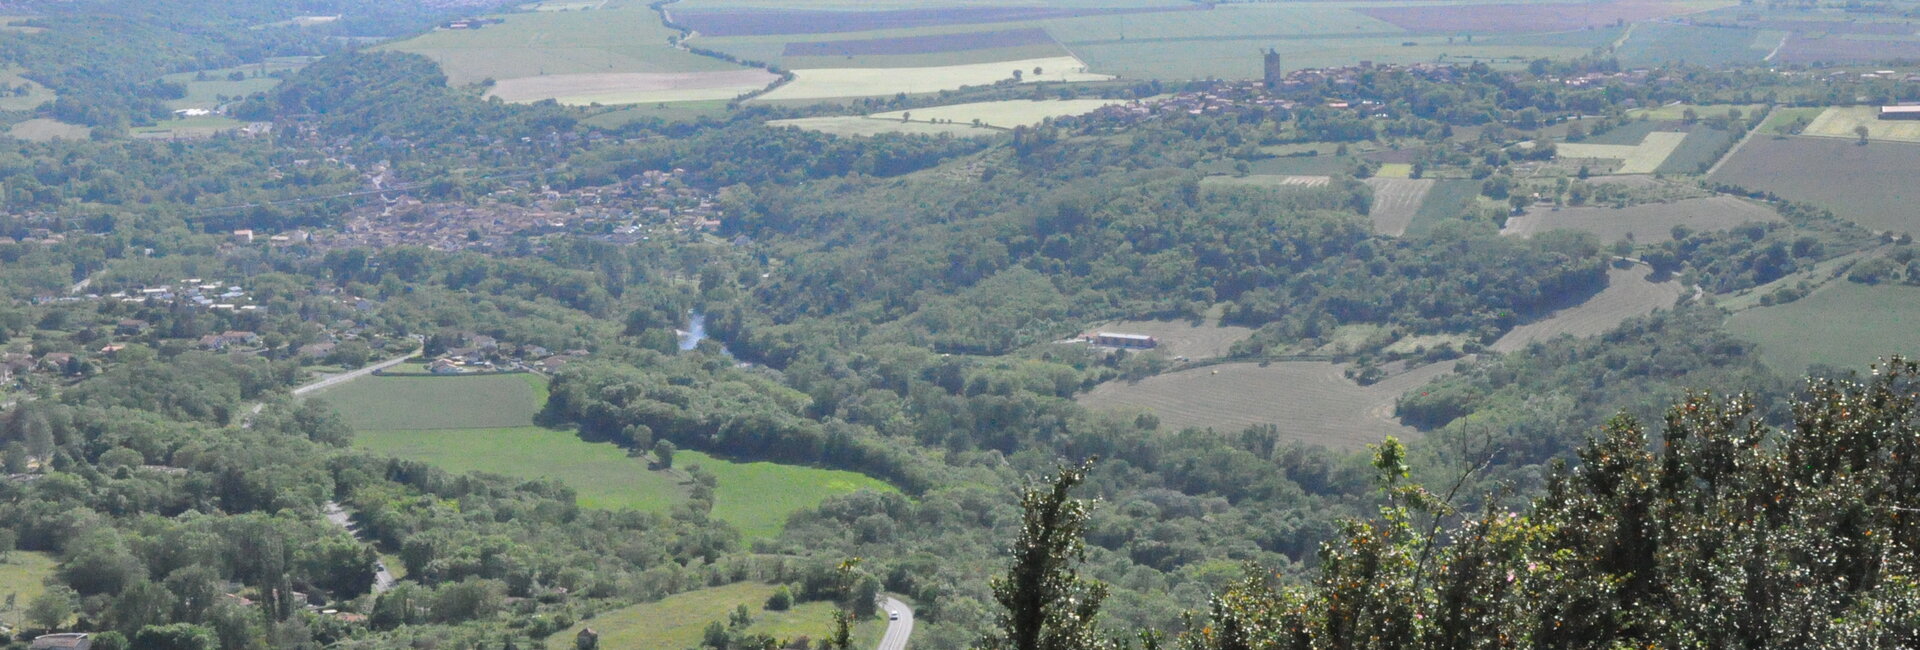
[1705,105,1772,178]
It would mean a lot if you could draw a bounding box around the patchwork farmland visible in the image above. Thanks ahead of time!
[1557,130,1689,174]
[1710,136,1920,232]
[487,69,779,105]
[1357,0,1729,34]
[1501,196,1781,243]
[1804,106,1920,143]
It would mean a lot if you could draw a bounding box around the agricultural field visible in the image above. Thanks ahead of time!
[542,582,883,650]
[6,118,89,141]
[586,99,735,126]
[1627,103,1765,122]
[1655,127,1739,174]
[332,371,892,537]
[869,98,1125,128]
[1773,33,1920,64]
[0,67,52,112]
[755,55,1109,101]
[1727,281,1920,374]
[1557,130,1688,174]
[1803,106,1920,143]
[1709,136,1920,233]
[0,551,56,628]
[1357,0,1732,34]
[131,115,248,139]
[1081,319,1254,359]
[1491,266,1685,352]
[315,372,547,431]
[1616,23,1771,67]
[766,115,999,137]
[487,69,778,105]
[381,3,755,105]
[1364,177,1436,237]
[355,426,688,512]
[1405,179,1483,236]
[1077,360,1457,448]
[1501,196,1781,243]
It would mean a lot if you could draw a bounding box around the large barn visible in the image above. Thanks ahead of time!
[1879,105,1920,120]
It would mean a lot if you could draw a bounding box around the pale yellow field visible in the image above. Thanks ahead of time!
[1804,105,1920,143]
[0,66,53,111]
[755,56,1112,102]
[487,69,779,105]
[1200,174,1330,188]
[7,118,89,141]
[1557,131,1687,174]
[1492,266,1684,352]
[1363,177,1435,237]
[766,116,999,137]
[870,98,1125,128]
[1079,360,1458,448]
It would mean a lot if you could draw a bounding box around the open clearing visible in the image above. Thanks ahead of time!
[1078,360,1457,448]
[767,115,999,137]
[1082,319,1254,359]
[1709,136,1920,233]
[754,55,1110,101]
[0,67,53,111]
[1492,266,1684,352]
[381,7,742,86]
[1501,195,1781,243]
[335,371,892,538]
[1557,131,1689,174]
[160,59,314,111]
[1803,105,1920,143]
[0,551,55,628]
[1359,0,1731,33]
[870,98,1124,128]
[316,372,546,431]
[6,118,88,141]
[543,582,882,650]
[486,69,779,105]
[1365,177,1436,236]
[1728,280,1920,374]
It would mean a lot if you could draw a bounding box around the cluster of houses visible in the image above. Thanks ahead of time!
[426,332,590,375]
[104,278,260,312]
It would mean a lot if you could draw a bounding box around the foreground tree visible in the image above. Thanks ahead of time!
[1179,358,1920,649]
[978,460,1115,650]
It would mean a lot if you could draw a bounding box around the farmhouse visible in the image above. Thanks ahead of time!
[1088,332,1159,349]
[1879,105,1920,120]
[29,633,92,650]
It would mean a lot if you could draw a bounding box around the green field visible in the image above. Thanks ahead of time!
[1406,179,1482,235]
[1727,281,1920,374]
[381,5,742,85]
[1709,136,1920,233]
[1804,105,1920,143]
[1655,126,1739,174]
[1078,360,1455,448]
[768,115,1001,137]
[1617,23,1770,67]
[1558,131,1688,174]
[870,98,1123,128]
[159,60,310,111]
[0,551,56,628]
[318,372,547,431]
[543,582,882,650]
[585,99,734,127]
[334,371,893,538]
[355,426,689,511]
[757,55,1108,101]
[131,115,247,138]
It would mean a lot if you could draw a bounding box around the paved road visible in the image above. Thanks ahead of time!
[325,501,397,593]
[294,349,418,397]
[877,596,914,650]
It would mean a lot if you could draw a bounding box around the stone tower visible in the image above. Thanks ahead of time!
[1263,49,1282,89]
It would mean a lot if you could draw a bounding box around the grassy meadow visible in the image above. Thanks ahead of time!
[0,551,55,628]
[542,582,883,650]
[329,371,892,538]
[1077,360,1451,448]
[1727,281,1920,374]
[381,5,741,85]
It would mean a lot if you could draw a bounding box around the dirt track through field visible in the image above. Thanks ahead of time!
[1365,177,1435,236]
[1079,359,1458,449]
[1492,266,1684,352]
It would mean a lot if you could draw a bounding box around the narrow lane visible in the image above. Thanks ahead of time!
[877,596,914,650]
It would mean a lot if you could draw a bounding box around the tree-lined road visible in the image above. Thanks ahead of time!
[877,596,914,650]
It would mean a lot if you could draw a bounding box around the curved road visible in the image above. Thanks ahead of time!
[877,596,914,650]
